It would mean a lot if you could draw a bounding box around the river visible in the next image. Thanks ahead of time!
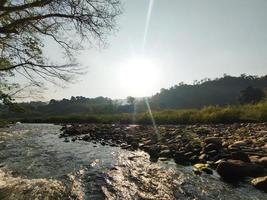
[0,124,266,199]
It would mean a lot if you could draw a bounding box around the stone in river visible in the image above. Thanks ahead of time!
[174,152,189,164]
[230,151,250,162]
[251,176,267,192]
[204,143,222,152]
[204,137,222,145]
[216,159,264,180]
[193,163,213,175]
[159,149,171,158]
[256,157,267,168]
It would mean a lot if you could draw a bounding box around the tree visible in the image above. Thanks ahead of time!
[0,0,121,85]
[238,86,265,104]
[127,96,135,105]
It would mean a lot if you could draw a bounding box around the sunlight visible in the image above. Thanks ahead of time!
[118,56,159,97]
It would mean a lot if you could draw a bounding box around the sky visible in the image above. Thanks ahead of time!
[34,0,267,100]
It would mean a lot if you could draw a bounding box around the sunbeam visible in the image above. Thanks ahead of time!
[141,0,160,139]
[143,0,154,53]
[145,97,159,139]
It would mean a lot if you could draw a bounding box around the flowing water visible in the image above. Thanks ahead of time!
[0,124,266,200]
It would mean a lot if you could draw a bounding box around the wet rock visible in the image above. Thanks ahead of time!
[159,149,171,158]
[249,155,260,163]
[193,163,213,175]
[189,155,199,163]
[230,151,250,162]
[82,135,91,141]
[147,145,161,162]
[208,150,221,158]
[130,141,139,150]
[251,176,267,192]
[230,140,248,149]
[204,143,222,152]
[256,157,267,168]
[199,154,208,161]
[204,137,222,145]
[174,152,188,164]
[216,160,264,180]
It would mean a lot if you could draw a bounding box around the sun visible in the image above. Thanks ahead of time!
[118,56,160,96]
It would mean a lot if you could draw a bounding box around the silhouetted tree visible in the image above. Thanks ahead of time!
[0,0,121,93]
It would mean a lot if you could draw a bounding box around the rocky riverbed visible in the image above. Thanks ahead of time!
[60,123,267,193]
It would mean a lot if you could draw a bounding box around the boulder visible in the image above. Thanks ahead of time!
[216,159,264,180]
[147,145,161,162]
[251,176,267,192]
[230,140,248,148]
[204,143,222,152]
[159,149,171,158]
[174,152,189,164]
[204,137,222,145]
[199,154,208,161]
[230,151,250,162]
[249,155,260,163]
[257,157,267,168]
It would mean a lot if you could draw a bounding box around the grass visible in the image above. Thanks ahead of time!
[17,101,267,125]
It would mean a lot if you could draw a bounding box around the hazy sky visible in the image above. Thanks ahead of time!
[40,0,267,100]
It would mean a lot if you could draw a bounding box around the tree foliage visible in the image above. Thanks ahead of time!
[149,74,267,109]
[2,74,267,119]
[0,0,121,85]
[238,86,265,104]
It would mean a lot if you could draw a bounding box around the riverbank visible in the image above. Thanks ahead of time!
[11,101,267,125]
[61,123,267,192]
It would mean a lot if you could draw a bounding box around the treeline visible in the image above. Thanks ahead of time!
[0,74,267,122]
[149,74,267,109]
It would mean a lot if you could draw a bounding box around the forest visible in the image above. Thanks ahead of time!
[1,74,267,124]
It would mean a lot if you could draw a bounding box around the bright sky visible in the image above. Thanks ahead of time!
[38,0,267,100]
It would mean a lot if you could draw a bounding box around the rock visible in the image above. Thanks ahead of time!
[230,140,248,148]
[256,157,267,167]
[204,137,222,145]
[82,135,90,141]
[199,154,208,161]
[159,149,171,158]
[251,176,267,192]
[174,152,188,164]
[216,160,264,180]
[147,145,161,162]
[206,150,219,157]
[249,155,260,163]
[222,142,229,148]
[184,151,194,158]
[230,151,250,162]
[196,128,210,135]
[130,141,139,150]
[193,163,213,175]
[204,143,222,152]
[189,155,199,163]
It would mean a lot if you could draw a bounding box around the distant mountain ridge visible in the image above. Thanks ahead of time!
[1,74,267,119]
[149,74,267,109]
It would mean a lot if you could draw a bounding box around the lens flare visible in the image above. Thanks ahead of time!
[143,0,154,52]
